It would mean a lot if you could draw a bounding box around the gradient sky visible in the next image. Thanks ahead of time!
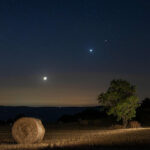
[0,0,150,106]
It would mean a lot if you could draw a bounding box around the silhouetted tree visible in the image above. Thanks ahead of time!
[97,79,140,127]
[141,98,150,109]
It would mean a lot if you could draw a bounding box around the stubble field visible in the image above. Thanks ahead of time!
[0,125,150,150]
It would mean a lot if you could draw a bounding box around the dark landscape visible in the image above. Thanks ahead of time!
[0,100,150,149]
[0,0,150,149]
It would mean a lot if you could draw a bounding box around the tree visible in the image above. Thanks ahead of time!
[140,98,150,110]
[97,79,140,127]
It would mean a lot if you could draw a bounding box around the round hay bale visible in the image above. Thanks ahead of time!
[12,117,45,144]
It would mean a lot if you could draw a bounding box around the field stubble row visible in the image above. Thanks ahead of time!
[0,125,150,149]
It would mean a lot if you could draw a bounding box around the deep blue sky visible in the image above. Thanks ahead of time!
[0,0,150,106]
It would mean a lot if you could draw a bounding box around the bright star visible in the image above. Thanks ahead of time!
[89,49,93,53]
[43,76,48,81]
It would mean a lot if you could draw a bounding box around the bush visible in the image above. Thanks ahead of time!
[78,119,88,125]
[109,124,124,129]
[93,119,101,125]
[128,121,141,128]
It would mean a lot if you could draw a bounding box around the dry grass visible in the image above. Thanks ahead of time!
[128,121,141,128]
[0,125,150,149]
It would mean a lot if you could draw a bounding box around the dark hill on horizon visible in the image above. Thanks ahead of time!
[0,106,101,123]
[0,103,149,126]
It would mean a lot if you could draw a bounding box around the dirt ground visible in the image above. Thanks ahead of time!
[0,125,150,150]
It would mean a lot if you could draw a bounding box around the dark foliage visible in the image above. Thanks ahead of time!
[97,79,140,127]
[136,98,150,126]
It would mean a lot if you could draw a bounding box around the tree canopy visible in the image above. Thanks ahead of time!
[97,79,140,127]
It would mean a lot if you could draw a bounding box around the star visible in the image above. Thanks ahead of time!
[43,76,48,81]
[89,49,93,53]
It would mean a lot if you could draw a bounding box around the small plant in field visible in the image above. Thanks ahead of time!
[93,119,101,125]
[78,119,88,125]
[110,124,124,129]
[128,121,141,128]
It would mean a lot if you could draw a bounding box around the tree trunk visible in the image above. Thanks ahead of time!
[123,118,128,128]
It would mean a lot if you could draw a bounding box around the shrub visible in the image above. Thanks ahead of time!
[110,124,124,129]
[93,119,101,125]
[128,121,141,128]
[78,119,88,125]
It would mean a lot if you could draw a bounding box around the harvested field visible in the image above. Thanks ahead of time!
[0,125,150,150]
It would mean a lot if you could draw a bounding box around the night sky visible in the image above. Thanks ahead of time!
[0,0,150,106]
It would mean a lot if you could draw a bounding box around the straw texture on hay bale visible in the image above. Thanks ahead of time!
[12,117,45,144]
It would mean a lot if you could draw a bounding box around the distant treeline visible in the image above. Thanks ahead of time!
[0,98,150,126]
[58,98,150,126]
